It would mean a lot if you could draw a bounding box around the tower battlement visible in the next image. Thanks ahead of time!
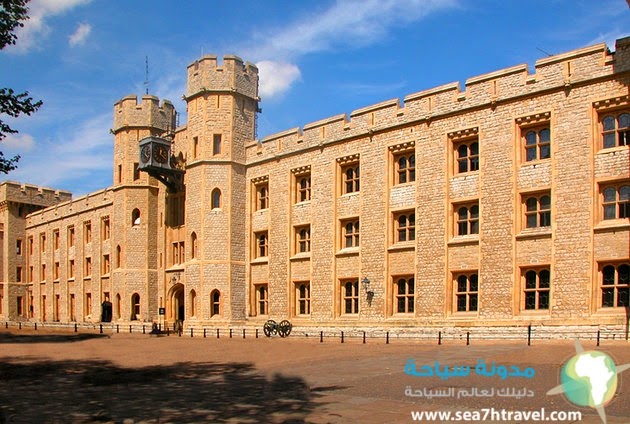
[112,94,176,134]
[186,54,259,101]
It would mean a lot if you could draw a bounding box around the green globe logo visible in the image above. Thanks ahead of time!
[560,350,617,408]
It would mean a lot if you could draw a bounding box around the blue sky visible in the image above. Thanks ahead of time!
[1,0,628,195]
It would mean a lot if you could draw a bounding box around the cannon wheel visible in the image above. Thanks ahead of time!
[278,320,292,338]
[263,319,277,337]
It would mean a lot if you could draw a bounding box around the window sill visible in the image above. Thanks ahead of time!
[392,181,416,188]
[594,220,630,233]
[294,200,311,207]
[449,311,479,318]
[516,228,552,240]
[166,265,185,272]
[520,159,551,168]
[290,252,311,261]
[101,273,110,278]
[68,278,75,282]
[336,247,359,257]
[518,309,550,316]
[250,257,269,264]
[83,277,92,281]
[594,307,630,315]
[448,235,479,246]
[451,171,479,179]
[596,145,629,155]
[339,191,360,199]
[388,242,415,252]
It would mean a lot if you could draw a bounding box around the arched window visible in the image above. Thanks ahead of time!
[131,293,140,320]
[115,245,122,268]
[115,293,121,320]
[191,232,198,259]
[132,209,141,226]
[211,188,221,209]
[211,290,220,317]
[190,289,197,317]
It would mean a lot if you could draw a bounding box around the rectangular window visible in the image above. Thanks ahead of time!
[341,279,359,314]
[522,126,551,162]
[454,138,479,174]
[523,192,551,228]
[454,273,478,312]
[28,236,33,255]
[394,151,416,184]
[70,294,76,321]
[341,219,360,248]
[601,263,629,308]
[40,264,46,281]
[455,202,479,236]
[103,254,110,274]
[16,239,22,255]
[69,260,75,279]
[117,164,122,183]
[213,134,222,155]
[295,281,311,315]
[193,136,199,158]
[296,173,311,203]
[68,226,75,247]
[256,284,268,315]
[53,229,60,250]
[133,162,140,180]
[102,217,110,240]
[394,210,415,243]
[29,266,33,282]
[40,233,46,252]
[523,268,550,310]
[86,293,92,316]
[255,231,269,258]
[256,182,269,210]
[341,163,360,194]
[85,257,92,276]
[84,222,92,244]
[601,182,630,220]
[600,110,629,149]
[394,276,414,314]
[53,262,60,280]
[16,267,22,283]
[295,225,311,254]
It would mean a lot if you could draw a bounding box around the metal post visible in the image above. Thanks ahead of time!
[243,329,246,339]
[34,323,37,330]
[597,330,601,347]
[19,322,21,330]
[73,323,77,332]
[256,328,259,338]
[363,331,366,344]
[438,331,442,345]
[190,328,193,338]
[216,328,220,338]
[320,331,323,343]
[100,324,103,334]
[466,332,470,346]
[341,331,344,343]
[116,324,119,333]
[229,328,233,338]
[386,331,389,344]
[527,325,532,346]
[204,328,206,338]
[142,325,145,334]
[129,325,132,334]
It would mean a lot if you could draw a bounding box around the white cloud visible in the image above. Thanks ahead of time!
[243,0,458,98]
[256,61,301,99]
[8,0,92,54]
[68,22,91,47]
[2,133,36,152]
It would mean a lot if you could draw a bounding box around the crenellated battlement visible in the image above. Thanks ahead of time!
[0,181,72,208]
[246,37,629,163]
[25,187,112,228]
[186,54,259,101]
[112,94,176,134]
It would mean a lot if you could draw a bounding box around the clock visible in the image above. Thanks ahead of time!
[140,145,151,164]
[153,144,169,164]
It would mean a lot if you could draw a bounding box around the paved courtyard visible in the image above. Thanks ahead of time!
[0,328,629,423]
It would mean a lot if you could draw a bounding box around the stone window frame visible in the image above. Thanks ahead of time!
[389,141,416,186]
[102,254,110,275]
[393,275,415,315]
[210,290,221,317]
[598,180,630,222]
[53,229,60,251]
[340,279,359,315]
[593,96,629,150]
[453,272,479,313]
[340,218,360,250]
[337,154,360,195]
[254,284,269,316]
[294,281,311,316]
[294,224,311,255]
[393,209,415,244]
[292,166,312,203]
[84,221,92,244]
[453,201,479,237]
[211,188,222,210]
[252,176,269,211]
[254,231,269,259]
[522,268,551,311]
[599,262,629,308]
[101,216,111,240]
[213,134,222,156]
[448,127,479,175]
[521,190,552,230]
[516,112,551,164]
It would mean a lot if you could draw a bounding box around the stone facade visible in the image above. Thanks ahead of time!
[0,39,629,336]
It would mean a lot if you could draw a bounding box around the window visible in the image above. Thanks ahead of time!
[40,233,46,252]
[167,193,185,227]
[16,267,22,283]
[133,163,140,180]
[70,294,76,321]
[211,188,221,209]
[131,293,140,320]
[394,276,414,314]
[85,257,92,276]
[295,282,311,315]
[69,260,75,279]
[256,284,268,315]
[342,163,360,194]
[29,266,33,282]
[84,222,92,244]
[211,290,221,316]
[53,229,60,250]
[53,262,59,280]
[191,232,198,259]
[395,152,416,184]
[455,139,479,173]
[601,183,630,220]
[85,293,92,317]
[132,209,141,226]
[117,164,122,184]
[102,217,110,240]
[454,273,478,312]
[16,239,22,255]
[28,236,33,255]
[297,174,311,202]
[601,263,629,308]
[116,245,121,268]
[68,226,75,247]
[524,193,551,228]
[190,290,197,317]
[255,231,269,258]
[40,264,46,281]
[394,211,415,242]
[455,203,479,236]
[341,219,360,248]
[523,269,550,310]
[295,225,311,253]
[172,241,185,265]
[256,183,269,210]
[523,127,551,161]
[601,111,630,148]
[342,280,359,314]
[103,255,110,274]
[213,134,222,155]
[193,136,199,158]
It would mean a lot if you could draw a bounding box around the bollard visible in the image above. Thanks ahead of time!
[256,328,259,338]
[341,331,344,343]
[243,329,246,339]
[74,323,77,332]
[19,322,22,330]
[100,324,103,334]
[116,324,119,333]
[597,330,601,347]
[438,331,442,345]
[320,331,323,343]
[363,331,366,344]
[229,329,233,338]
[190,328,193,338]
[5,322,7,329]
[527,325,532,346]
[143,325,145,334]
[158,323,161,332]
[204,328,206,338]
[386,331,389,344]
[217,328,220,338]
[130,325,133,334]
[466,332,470,346]
[34,323,37,330]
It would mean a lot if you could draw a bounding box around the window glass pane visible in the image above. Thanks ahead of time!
[457,295,467,312]
[526,197,538,211]
[540,195,551,209]
[539,270,550,288]
[408,278,415,294]
[525,271,537,289]
[457,276,467,292]
[538,291,550,309]
[470,157,479,172]
[398,156,407,169]
[458,159,468,174]
[620,186,630,201]
[457,144,468,158]
[469,294,478,311]
[603,265,616,285]
[525,131,537,145]
[526,214,537,228]
[470,142,479,155]
[603,133,616,148]
[539,128,550,142]
[470,205,479,218]
[604,205,616,220]
[409,155,415,167]
[458,207,468,220]
[618,288,629,307]
[526,147,536,161]
[540,211,551,227]
[618,265,629,285]
[619,113,630,129]
[469,274,478,292]
[397,297,406,313]
[603,187,617,202]
[602,288,615,307]
[602,116,615,131]
[525,292,536,309]
[540,144,550,159]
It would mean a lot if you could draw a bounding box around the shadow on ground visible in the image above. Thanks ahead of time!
[0,332,109,344]
[0,357,330,423]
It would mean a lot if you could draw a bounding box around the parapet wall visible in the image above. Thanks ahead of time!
[247,37,630,163]
[25,188,113,229]
[112,95,176,134]
[0,181,72,208]
[186,54,259,101]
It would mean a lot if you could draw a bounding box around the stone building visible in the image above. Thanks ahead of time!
[0,38,628,337]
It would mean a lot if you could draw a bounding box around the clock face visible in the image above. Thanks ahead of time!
[140,145,151,163]
[153,145,169,164]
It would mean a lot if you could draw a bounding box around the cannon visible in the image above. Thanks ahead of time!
[263,319,292,337]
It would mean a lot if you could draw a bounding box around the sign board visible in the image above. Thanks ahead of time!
[158,307,166,315]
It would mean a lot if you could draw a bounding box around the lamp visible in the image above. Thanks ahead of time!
[361,277,371,293]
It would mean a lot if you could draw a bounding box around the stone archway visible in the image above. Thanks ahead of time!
[169,283,185,323]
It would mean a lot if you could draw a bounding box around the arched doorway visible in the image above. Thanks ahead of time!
[169,283,185,323]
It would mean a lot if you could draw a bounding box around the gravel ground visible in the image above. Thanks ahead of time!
[0,328,629,423]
